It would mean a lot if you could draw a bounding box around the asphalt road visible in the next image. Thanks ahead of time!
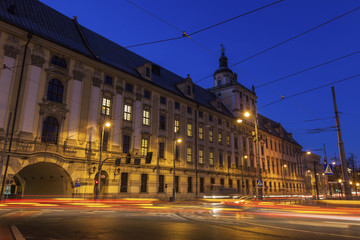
[0,202,359,240]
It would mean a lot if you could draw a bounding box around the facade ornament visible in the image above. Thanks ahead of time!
[72,61,85,81]
[116,85,124,95]
[39,100,68,121]
[4,35,20,58]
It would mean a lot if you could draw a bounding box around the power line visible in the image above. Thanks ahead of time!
[256,50,360,88]
[124,0,285,49]
[258,73,360,109]
[195,5,360,84]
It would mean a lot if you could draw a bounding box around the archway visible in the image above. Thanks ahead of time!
[14,162,73,197]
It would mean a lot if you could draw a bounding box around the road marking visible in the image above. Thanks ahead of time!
[10,225,25,240]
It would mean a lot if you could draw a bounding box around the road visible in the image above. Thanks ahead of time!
[0,199,359,239]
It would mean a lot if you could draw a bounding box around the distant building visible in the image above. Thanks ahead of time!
[0,0,306,199]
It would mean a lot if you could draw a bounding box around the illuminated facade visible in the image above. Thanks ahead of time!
[0,0,305,199]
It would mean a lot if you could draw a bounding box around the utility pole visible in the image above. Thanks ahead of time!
[313,161,319,200]
[331,86,352,200]
[323,144,328,198]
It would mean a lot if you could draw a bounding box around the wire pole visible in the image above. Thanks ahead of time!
[331,86,352,200]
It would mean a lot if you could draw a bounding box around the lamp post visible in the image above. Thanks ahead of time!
[241,155,248,195]
[173,138,181,202]
[244,111,263,201]
[95,121,111,199]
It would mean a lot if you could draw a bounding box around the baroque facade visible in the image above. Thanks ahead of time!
[0,0,306,199]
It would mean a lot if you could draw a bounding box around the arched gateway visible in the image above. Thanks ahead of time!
[13,162,73,197]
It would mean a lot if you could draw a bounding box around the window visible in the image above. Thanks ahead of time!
[143,110,150,125]
[158,142,165,158]
[125,83,133,92]
[187,106,192,114]
[279,143,281,153]
[200,177,204,193]
[144,90,151,99]
[227,134,230,146]
[41,117,59,143]
[220,178,224,186]
[123,104,132,120]
[209,115,213,122]
[270,140,273,150]
[218,118,222,125]
[198,149,204,164]
[187,86,191,95]
[47,79,63,103]
[104,75,112,85]
[198,127,203,140]
[209,130,213,142]
[101,97,111,116]
[187,177,192,193]
[123,135,130,153]
[174,101,180,109]
[159,115,166,130]
[226,121,229,127]
[209,152,214,166]
[218,132,222,144]
[102,131,109,151]
[274,141,277,151]
[239,92,243,99]
[219,153,223,166]
[266,139,268,149]
[217,80,222,86]
[141,139,148,156]
[228,156,231,168]
[145,67,151,77]
[51,56,66,68]
[246,95,249,102]
[198,111,203,118]
[175,145,179,160]
[160,96,166,104]
[158,175,165,193]
[141,174,148,192]
[175,176,179,192]
[229,179,233,188]
[187,123,192,137]
[187,147,192,162]
[174,120,180,133]
[261,146,264,155]
[120,173,128,192]
[234,137,238,149]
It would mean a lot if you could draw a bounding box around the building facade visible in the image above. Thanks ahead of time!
[0,0,306,199]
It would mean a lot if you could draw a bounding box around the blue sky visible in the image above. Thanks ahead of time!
[40,0,360,164]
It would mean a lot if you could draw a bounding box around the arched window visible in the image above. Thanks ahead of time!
[51,56,67,68]
[47,79,63,103]
[217,80,222,86]
[41,117,59,144]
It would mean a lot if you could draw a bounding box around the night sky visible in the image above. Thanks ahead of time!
[40,0,360,164]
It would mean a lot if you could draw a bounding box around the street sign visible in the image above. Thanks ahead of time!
[75,182,81,187]
[256,179,263,187]
[324,164,334,175]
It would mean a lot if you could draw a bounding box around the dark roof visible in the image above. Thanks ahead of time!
[0,0,233,116]
[258,114,301,147]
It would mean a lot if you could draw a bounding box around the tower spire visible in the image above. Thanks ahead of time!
[219,44,228,68]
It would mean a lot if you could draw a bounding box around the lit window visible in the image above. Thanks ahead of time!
[187,123,192,137]
[227,134,230,146]
[209,130,213,142]
[124,104,132,121]
[141,139,148,156]
[199,150,204,164]
[187,147,192,162]
[218,132,222,144]
[174,120,180,133]
[198,127,203,140]
[143,110,150,125]
[102,97,111,116]
[209,152,214,166]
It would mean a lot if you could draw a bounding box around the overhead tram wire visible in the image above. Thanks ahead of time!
[258,73,360,109]
[124,0,285,49]
[195,5,360,84]
[256,49,360,88]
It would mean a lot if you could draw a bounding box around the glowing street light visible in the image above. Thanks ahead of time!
[95,121,111,199]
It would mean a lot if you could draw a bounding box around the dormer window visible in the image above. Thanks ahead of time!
[51,56,67,69]
[217,80,222,86]
[146,67,151,77]
[187,86,191,95]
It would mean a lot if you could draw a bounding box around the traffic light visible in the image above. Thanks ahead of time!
[95,180,99,186]
[115,158,121,166]
[126,153,131,164]
[145,152,153,164]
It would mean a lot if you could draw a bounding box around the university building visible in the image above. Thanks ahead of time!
[0,0,306,199]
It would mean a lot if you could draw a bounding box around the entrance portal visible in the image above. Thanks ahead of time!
[15,162,73,197]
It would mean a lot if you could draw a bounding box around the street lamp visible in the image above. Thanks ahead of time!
[244,111,263,201]
[173,138,182,202]
[95,121,111,199]
[241,155,248,195]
